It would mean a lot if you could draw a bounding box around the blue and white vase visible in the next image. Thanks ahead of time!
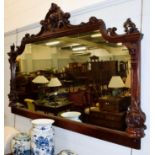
[30,119,55,155]
[11,132,31,155]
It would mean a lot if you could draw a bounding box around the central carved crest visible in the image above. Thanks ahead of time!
[40,3,70,32]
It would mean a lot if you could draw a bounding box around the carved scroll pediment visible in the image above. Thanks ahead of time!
[106,27,117,36]
[40,3,70,33]
[106,18,140,38]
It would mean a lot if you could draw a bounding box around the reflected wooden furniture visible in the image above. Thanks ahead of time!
[98,95,131,112]
[86,110,127,130]
[89,56,118,86]
[68,89,89,112]
[15,73,29,102]
[65,62,89,85]
[34,99,71,115]
[85,95,131,130]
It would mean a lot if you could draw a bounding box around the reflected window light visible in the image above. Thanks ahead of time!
[90,33,102,38]
[46,41,60,46]
[72,46,87,51]
[117,42,123,46]
[69,43,80,47]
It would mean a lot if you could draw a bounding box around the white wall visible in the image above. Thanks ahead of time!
[4,0,107,32]
[4,0,149,155]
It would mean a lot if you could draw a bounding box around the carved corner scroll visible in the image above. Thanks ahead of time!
[101,18,146,138]
[8,2,146,142]
[123,19,146,138]
[124,18,139,34]
[124,41,146,138]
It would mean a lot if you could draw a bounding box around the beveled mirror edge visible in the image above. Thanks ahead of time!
[7,3,146,149]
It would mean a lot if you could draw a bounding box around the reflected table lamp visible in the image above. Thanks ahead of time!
[47,77,62,101]
[32,75,49,99]
[108,76,125,96]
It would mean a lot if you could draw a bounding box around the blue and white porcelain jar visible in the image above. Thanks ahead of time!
[30,119,55,155]
[11,132,31,155]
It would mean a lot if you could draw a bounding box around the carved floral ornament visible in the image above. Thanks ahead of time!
[7,3,146,149]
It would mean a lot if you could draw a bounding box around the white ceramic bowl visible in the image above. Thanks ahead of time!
[60,111,81,121]
[57,149,77,155]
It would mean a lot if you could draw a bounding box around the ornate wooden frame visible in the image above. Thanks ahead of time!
[8,3,146,149]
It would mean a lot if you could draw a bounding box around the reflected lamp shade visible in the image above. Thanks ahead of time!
[32,75,49,84]
[48,77,62,87]
[108,76,125,88]
[125,73,131,88]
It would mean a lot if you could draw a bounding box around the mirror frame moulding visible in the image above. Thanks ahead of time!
[8,3,146,149]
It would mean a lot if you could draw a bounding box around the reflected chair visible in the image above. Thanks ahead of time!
[68,89,89,113]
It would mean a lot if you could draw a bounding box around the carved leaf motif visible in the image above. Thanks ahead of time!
[89,16,100,23]
[8,44,18,61]
[124,18,139,34]
[126,99,146,138]
[127,100,145,126]
[107,27,117,36]
[79,16,104,27]
[40,3,71,32]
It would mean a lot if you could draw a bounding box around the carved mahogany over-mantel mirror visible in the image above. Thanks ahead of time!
[8,3,146,149]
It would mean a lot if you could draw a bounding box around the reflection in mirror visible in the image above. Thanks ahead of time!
[15,30,131,131]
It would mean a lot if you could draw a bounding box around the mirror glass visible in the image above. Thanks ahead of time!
[15,30,131,131]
